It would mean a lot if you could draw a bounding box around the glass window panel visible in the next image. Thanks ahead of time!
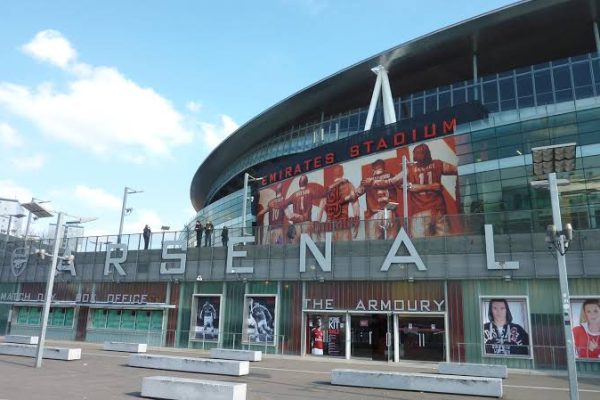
[64,308,74,326]
[498,77,516,111]
[534,70,553,105]
[120,310,136,330]
[439,91,451,109]
[553,66,573,102]
[51,308,65,326]
[592,59,600,93]
[136,311,151,330]
[425,94,437,114]
[28,307,41,325]
[412,97,424,116]
[483,81,498,112]
[150,311,163,332]
[572,61,594,99]
[452,86,466,105]
[17,307,29,324]
[534,61,550,70]
[348,113,359,132]
[107,310,121,329]
[358,110,367,131]
[400,100,411,120]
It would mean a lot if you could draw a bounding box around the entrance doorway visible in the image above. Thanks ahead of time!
[398,315,445,361]
[350,314,391,361]
[75,307,89,341]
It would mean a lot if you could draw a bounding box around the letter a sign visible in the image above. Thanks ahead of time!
[380,228,426,271]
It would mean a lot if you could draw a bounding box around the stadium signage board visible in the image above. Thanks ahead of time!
[255,102,487,188]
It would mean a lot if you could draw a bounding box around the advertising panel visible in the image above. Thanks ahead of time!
[192,295,221,341]
[480,296,532,358]
[256,136,460,243]
[570,297,600,360]
[243,295,277,345]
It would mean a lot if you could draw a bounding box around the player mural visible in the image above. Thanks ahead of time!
[255,136,461,243]
[192,295,221,341]
[480,296,532,358]
[243,295,277,345]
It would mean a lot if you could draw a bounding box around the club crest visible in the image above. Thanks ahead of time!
[11,247,29,277]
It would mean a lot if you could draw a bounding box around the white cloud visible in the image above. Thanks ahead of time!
[186,101,202,113]
[199,114,239,150]
[10,154,45,171]
[21,30,77,69]
[0,180,33,203]
[0,122,23,147]
[0,30,194,162]
[74,185,121,210]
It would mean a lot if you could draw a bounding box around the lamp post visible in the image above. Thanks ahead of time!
[241,173,262,236]
[530,143,578,400]
[2,213,26,250]
[33,212,95,368]
[23,198,51,242]
[118,187,143,243]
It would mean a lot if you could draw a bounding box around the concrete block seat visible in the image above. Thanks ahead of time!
[210,348,262,362]
[141,376,246,400]
[128,354,249,376]
[4,335,39,345]
[331,369,503,398]
[438,362,508,379]
[103,341,147,353]
[0,343,81,361]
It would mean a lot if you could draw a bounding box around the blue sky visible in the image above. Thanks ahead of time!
[0,0,516,237]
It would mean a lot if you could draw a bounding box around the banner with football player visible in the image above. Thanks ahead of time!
[243,295,277,345]
[192,295,221,341]
[255,136,461,243]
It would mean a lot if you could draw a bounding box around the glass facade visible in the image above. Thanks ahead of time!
[194,55,600,236]
[203,52,600,207]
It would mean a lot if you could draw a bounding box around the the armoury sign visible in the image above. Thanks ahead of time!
[9,224,517,278]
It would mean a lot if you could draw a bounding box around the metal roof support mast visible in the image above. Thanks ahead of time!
[364,65,396,131]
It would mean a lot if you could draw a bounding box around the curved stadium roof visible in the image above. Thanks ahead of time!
[191,0,598,210]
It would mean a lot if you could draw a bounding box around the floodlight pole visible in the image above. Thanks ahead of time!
[35,212,63,368]
[548,172,579,400]
[118,187,142,243]
[242,173,250,236]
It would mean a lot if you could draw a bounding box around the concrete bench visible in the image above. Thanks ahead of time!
[0,343,81,361]
[438,362,508,379]
[142,376,246,400]
[210,348,262,362]
[128,354,249,376]
[4,335,39,345]
[103,341,147,353]
[331,369,502,398]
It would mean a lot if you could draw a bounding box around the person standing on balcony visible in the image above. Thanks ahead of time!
[194,220,203,248]
[143,224,151,250]
[204,220,214,247]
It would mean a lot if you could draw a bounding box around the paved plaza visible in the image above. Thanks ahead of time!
[0,340,599,400]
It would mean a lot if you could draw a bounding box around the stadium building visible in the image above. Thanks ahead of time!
[1,0,600,372]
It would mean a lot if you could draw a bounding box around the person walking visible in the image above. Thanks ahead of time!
[204,220,214,247]
[194,220,203,248]
[221,226,229,247]
[143,224,151,250]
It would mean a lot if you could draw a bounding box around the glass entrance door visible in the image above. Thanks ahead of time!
[398,315,445,362]
[351,314,392,361]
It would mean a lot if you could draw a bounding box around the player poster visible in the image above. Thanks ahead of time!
[256,136,460,243]
[480,296,532,358]
[570,297,600,360]
[243,295,277,345]
[192,295,221,341]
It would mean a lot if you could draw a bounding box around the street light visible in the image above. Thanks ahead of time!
[34,212,95,368]
[530,142,579,400]
[118,187,143,243]
[2,213,26,249]
[23,198,51,242]
[241,173,263,236]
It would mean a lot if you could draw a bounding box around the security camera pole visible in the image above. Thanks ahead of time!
[530,143,579,400]
[35,212,63,368]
